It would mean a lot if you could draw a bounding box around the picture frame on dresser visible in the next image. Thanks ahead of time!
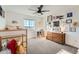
[53,27,61,32]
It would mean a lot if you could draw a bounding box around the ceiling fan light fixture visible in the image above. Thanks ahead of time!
[29,5,49,15]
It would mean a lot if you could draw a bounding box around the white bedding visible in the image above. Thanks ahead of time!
[0,49,11,54]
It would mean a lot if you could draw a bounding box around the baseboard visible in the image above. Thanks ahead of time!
[65,44,78,49]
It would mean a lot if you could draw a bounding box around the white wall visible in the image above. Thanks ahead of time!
[5,11,33,29]
[2,6,79,47]
[4,11,44,39]
[43,6,79,48]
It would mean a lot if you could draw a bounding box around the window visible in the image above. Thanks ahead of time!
[24,20,35,28]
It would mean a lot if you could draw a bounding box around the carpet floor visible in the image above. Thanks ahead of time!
[27,38,77,54]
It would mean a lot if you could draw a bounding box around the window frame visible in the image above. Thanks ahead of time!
[24,19,35,28]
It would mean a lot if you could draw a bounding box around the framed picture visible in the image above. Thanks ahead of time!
[67,12,73,17]
[66,19,72,24]
[53,21,60,27]
[69,27,76,32]
[47,15,52,22]
[52,16,56,20]
[56,27,61,32]
[53,27,61,32]
[12,20,18,24]
[56,15,64,19]
[47,22,52,28]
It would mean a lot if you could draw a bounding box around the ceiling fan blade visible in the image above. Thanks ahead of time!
[38,5,43,10]
[41,10,49,12]
[33,12,37,14]
[41,12,43,15]
[29,9,37,11]
[40,5,43,8]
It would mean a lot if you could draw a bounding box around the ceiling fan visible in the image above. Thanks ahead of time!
[29,5,49,15]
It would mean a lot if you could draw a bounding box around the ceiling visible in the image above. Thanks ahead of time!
[2,5,79,17]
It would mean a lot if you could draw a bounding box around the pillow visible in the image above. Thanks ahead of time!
[1,39,8,50]
[57,49,72,54]
[16,45,26,54]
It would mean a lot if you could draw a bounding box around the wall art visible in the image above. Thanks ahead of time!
[67,12,73,17]
[12,20,18,24]
[56,15,64,19]
[47,15,52,22]
[53,21,60,27]
[66,19,72,24]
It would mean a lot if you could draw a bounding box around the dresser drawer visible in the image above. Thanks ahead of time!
[46,32,65,44]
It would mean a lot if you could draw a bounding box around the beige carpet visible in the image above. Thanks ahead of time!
[27,38,77,54]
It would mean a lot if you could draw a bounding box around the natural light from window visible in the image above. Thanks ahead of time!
[24,20,35,28]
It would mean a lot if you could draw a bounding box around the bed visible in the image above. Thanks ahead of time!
[0,49,11,54]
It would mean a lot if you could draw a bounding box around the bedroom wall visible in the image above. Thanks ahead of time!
[43,6,79,48]
[3,11,44,39]
[44,6,79,32]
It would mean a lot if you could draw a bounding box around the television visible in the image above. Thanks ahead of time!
[53,21,59,27]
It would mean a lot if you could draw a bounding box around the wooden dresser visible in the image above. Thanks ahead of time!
[46,32,65,44]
